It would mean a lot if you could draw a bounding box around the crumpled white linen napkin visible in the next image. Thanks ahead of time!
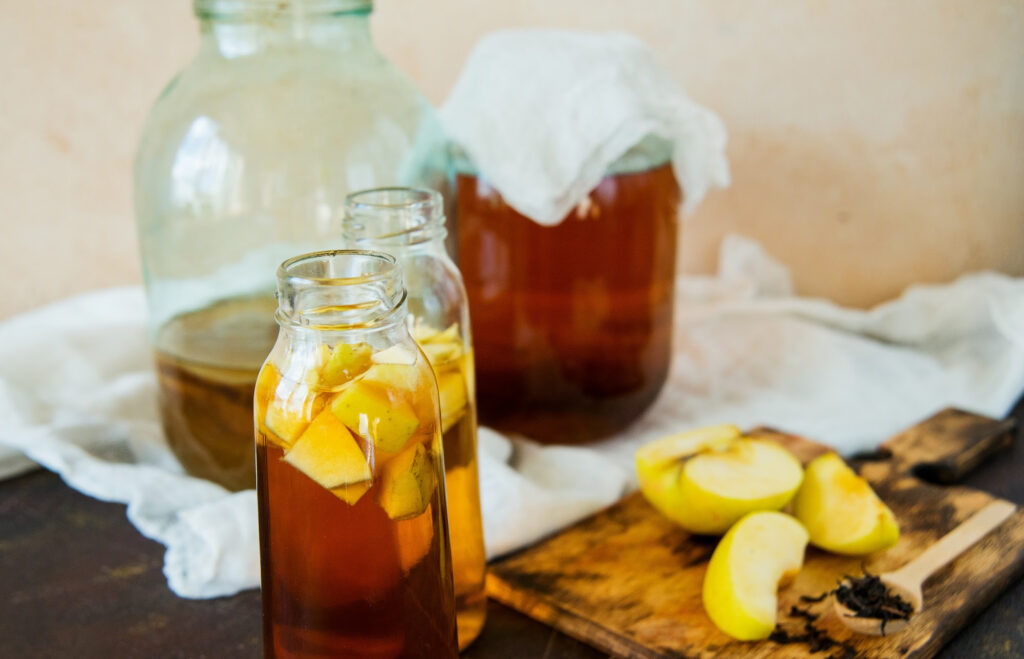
[2,235,1022,598]
[440,29,730,224]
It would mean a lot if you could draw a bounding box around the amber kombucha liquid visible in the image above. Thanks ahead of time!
[257,441,457,658]
[154,296,278,491]
[439,400,486,647]
[456,163,681,443]
[413,325,487,648]
[256,360,458,659]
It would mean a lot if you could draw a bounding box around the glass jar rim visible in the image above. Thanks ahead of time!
[343,187,447,247]
[194,0,372,19]
[276,249,407,330]
[450,133,674,178]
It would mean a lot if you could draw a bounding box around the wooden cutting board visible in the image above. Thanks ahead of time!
[486,409,1024,659]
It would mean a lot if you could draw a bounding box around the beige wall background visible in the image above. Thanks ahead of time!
[2,0,1022,319]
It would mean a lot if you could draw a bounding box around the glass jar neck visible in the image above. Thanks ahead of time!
[343,188,449,256]
[275,250,407,335]
[196,0,373,58]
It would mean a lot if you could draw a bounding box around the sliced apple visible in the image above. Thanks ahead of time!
[395,503,434,572]
[331,381,419,453]
[360,362,422,394]
[703,511,809,640]
[636,424,741,470]
[460,349,476,402]
[332,480,373,505]
[420,341,463,370]
[378,442,436,520]
[254,363,281,409]
[437,370,468,433]
[283,409,371,488]
[278,342,332,385]
[410,320,441,344]
[263,380,325,448]
[372,344,416,365]
[320,342,372,387]
[414,322,459,345]
[792,452,899,555]
[636,426,803,534]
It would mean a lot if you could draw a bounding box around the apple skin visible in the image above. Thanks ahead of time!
[702,511,809,641]
[636,428,804,535]
[792,452,899,555]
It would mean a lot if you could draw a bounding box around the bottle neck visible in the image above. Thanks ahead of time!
[196,1,374,58]
[276,250,407,335]
[343,187,449,256]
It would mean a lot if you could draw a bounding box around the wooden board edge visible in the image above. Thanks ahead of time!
[906,506,1024,659]
[486,572,673,659]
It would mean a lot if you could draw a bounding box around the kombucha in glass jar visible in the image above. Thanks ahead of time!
[255,250,457,659]
[455,137,682,443]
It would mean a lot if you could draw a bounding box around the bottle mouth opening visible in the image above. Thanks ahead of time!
[276,250,406,330]
[343,187,447,247]
[194,0,372,19]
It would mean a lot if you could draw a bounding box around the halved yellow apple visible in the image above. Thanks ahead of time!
[702,511,809,640]
[792,452,899,555]
[283,409,371,488]
[636,426,803,534]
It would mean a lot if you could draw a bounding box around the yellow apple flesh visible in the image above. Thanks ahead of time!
[330,381,420,453]
[636,426,804,535]
[378,442,436,520]
[792,452,899,555]
[283,409,372,489]
[702,511,809,641]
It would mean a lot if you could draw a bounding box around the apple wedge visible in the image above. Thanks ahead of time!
[378,442,436,520]
[283,409,371,488]
[437,370,468,433]
[360,362,422,394]
[703,511,809,640]
[319,342,372,387]
[792,452,899,555]
[636,426,803,534]
[262,378,325,448]
[331,380,420,453]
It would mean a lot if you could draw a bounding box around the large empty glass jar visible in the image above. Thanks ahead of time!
[134,0,446,490]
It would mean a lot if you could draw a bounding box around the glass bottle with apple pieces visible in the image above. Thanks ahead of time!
[343,188,486,650]
[255,250,457,659]
[135,0,448,492]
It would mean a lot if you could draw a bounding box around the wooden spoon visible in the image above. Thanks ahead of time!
[834,499,1016,636]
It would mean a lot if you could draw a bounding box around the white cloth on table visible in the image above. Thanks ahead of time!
[1,235,1023,597]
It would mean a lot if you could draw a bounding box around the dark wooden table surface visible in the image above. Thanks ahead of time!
[3,397,1023,658]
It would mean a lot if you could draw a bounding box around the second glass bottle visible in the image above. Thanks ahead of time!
[343,188,487,649]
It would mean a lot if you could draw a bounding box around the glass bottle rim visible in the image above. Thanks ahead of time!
[194,0,372,19]
[276,249,407,331]
[343,187,447,247]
